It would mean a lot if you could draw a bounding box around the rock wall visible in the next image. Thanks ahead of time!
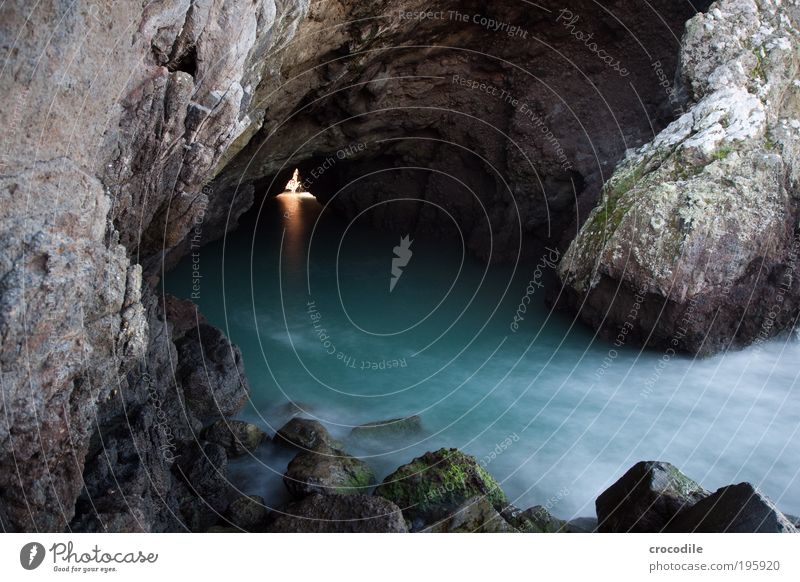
[208,0,709,262]
[0,0,307,532]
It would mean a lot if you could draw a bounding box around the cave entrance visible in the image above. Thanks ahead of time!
[283,168,307,195]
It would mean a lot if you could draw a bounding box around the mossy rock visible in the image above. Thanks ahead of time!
[267,494,408,533]
[201,420,266,457]
[283,447,375,498]
[374,448,508,531]
[596,461,708,532]
[275,417,343,452]
[503,504,567,533]
[349,415,423,440]
[427,497,517,533]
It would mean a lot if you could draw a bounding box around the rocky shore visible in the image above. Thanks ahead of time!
[189,416,799,533]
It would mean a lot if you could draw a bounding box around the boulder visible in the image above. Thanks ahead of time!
[275,417,342,452]
[667,483,798,533]
[563,517,598,533]
[283,448,375,498]
[374,448,508,532]
[596,461,708,532]
[224,495,268,531]
[267,494,408,533]
[557,0,800,355]
[349,416,423,440]
[174,443,231,532]
[202,420,267,457]
[503,504,567,533]
[175,324,250,419]
[427,497,517,533]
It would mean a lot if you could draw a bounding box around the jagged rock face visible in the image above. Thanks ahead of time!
[0,0,305,531]
[210,0,710,261]
[558,0,800,353]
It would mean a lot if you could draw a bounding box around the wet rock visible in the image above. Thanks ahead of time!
[224,495,269,531]
[374,448,507,532]
[427,497,517,533]
[202,420,267,457]
[267,494,408,533]
[596,461,708,532]
[785,514,800,528]
[504,504,567,533]
[350,416,423,440]
[275,417,342,451]
[667,483,798,533]
[563,517,598,533]
[284,448,375,498]
[175,443,231,532]
[175,324,250,420]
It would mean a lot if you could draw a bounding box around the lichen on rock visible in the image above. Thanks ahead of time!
[559,0,800,354]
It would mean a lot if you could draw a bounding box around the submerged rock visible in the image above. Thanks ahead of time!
[427,497,517,533]
[349,416,423,440]
[596,461,708,532]
[275,417,342,452]
[374,448,508,532]
[667,483,798,533]
[267,494,408,533]
[201,420,267,457]
[284,448,376,498]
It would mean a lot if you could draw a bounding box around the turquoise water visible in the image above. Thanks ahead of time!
[165,193,800,518]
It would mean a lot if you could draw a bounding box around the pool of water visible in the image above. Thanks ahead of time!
[165,193,800,519]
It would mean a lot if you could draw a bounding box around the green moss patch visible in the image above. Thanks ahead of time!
[374,448,508,531]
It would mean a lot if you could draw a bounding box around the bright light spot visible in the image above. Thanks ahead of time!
[281,168,315,198]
